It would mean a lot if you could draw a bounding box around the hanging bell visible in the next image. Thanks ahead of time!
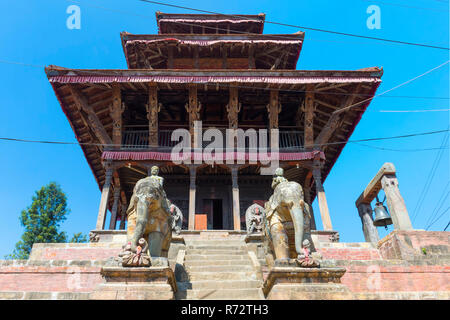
[373,201,393,227]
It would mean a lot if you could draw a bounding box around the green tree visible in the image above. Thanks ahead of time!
[69,232,88,243]
[6,182,86,260]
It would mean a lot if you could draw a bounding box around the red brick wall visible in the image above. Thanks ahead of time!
[0,266,102,292]
[341,265,450,292]
[318,248,382,260]
[37,248,121,261]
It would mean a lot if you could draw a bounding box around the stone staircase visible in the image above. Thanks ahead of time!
[175,237,265,300]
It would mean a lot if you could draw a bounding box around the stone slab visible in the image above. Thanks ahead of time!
[263,267,351,300]
[90,266,177,300]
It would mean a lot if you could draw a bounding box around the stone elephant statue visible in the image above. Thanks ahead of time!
[126,176,172,260]
[264,181,314,265]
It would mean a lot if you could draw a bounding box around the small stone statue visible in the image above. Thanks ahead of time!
[296,239,320,268]
[271,167,288,190]
[169,203,183,235]
[245,203,265,234]
[120,238,151,267]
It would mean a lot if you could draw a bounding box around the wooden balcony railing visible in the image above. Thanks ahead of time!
[121,130,303,150]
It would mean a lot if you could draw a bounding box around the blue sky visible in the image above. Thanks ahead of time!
[0,0,448,257]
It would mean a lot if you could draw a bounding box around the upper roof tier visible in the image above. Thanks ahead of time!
[156,11,266,34]
[121,32,304,70]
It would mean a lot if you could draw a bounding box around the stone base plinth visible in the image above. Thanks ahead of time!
[263,267,353,300]
[90,266,177,300]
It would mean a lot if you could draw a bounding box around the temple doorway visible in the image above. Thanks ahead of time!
[203,199,223,230]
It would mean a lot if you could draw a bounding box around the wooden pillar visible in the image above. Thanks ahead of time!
[109,84,124,148]
[231,166,241,230]
[312,160,333,230]
[226,86,240,149]
[221,45,228,69]
[147,84,160,147]
[193,46,199,69]
[119,202,127,230]
[381,174,413,230]
[109,186,121,230]
[248,45,255,69]
[185,84,201,146]
[168,45,174,69]
[96,163,113,230]
[357,202,380,243]
[304,171,317,230]
[188,165,197,230]
[266,89,281,148]
[304,84,315,150]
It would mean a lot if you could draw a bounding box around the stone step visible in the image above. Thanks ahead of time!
[178,288,265,300]
[186,245,246,250]
[186,249,248,255]
[177,280,262,290]
[185,254,251,262]
[186,265,254,273]
[185,259,253,267]
[188,271,257,281]
[185,240,245,246]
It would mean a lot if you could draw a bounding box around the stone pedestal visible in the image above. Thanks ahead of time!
[90,266,177,300]
[263,267,354,300]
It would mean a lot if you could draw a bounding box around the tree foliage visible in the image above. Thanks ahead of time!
[6,182,87,259]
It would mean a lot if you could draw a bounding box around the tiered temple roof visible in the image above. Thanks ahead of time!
[45,12,382,229]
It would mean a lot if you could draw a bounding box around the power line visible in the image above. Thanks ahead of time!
[444,220,450,231]
[0,128,447,149]
[334,60,450,114]
[351,142,450,152]
[412,129,449,223]
[358,0,450,12]
[137,0,450,50]
[426,206,450,230]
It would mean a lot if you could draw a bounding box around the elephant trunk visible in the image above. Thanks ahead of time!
[291,206,304,257]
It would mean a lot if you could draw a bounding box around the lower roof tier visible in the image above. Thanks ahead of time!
[45,66,382,194]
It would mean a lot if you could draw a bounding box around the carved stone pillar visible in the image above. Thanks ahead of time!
[304,84,315,150]
[96,163,113,230]
[109,186,121,230]
[357,202,380,243]
[312,160,332,231]
[109,84,124,148]
[188,165,197,230]
[147,84,160,147]
[266,90,282,148]
[381,174,413,230]
[231,166,241,230]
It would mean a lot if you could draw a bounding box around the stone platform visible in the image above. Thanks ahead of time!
[0,230,449,299]
[263,267,353,300]
[90,266,177,300]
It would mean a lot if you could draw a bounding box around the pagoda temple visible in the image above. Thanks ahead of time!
[45,12,383,233]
